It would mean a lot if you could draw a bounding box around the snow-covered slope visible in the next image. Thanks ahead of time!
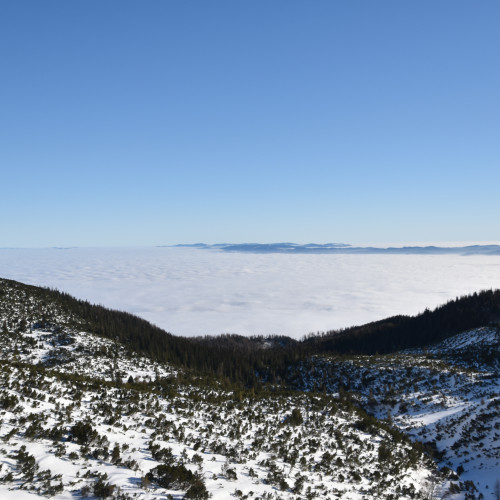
[428,326,499,352]
[0,327,443,499]
[1,278,494,499]
[290,327,500,499]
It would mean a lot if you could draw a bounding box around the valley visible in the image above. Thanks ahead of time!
[0,278,498,499]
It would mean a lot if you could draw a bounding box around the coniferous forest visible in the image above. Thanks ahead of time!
[2,278,499,389]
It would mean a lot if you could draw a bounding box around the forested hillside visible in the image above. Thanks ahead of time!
[2,278,499,389]
[1,276,471,499]
[305,290,500,354]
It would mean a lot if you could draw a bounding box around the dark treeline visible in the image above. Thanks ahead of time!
[306,289,500,354]
[2,278,499,387]
[0,278,298,387]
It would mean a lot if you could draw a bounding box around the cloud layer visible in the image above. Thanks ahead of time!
[1,247,500,338]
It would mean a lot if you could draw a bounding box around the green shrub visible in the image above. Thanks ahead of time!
[70,421,96,445]
[184,478,210,499]
[288,408,303,426]
[146,464,195,489]
[93,477,115,498]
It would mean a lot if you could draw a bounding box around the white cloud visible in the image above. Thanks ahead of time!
[1,247,499,338]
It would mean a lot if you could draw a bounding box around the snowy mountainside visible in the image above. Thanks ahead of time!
[289,327,500,499]
[2,324,175,384]
[0,352,444,499]
[0,277,493,499]
[428,326,499,352]
[421,327,500,369]
[0,337,440,498]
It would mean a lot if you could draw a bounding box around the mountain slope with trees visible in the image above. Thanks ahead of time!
[0,277,468,499]
[2,278,499,387]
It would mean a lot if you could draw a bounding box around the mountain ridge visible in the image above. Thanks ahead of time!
[164,243,500,256]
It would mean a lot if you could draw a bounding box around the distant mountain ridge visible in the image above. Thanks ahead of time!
[165,242,500,255]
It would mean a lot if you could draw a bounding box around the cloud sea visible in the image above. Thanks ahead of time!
[1,246,500,338]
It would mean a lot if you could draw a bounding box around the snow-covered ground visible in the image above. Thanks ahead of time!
[291,327,500,499]
[0,325,443,499]
[0,278,461,499]
[1,246,500,338]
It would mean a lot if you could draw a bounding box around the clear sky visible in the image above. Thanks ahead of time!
[1,1,499,247]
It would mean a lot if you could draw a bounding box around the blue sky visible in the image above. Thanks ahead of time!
[1,1,499,247]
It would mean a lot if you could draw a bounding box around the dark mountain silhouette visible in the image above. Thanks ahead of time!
[2,277,499,388]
